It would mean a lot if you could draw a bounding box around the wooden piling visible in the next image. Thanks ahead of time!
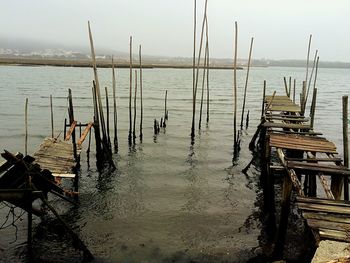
[191,0,197,137]
[246,110,250,129]
[133,70,138,142]
[305,50,318,108]
[50,95,54,138]
[310,88,317,129]
[164,90,168,127]
[105,87,111,149]
[199,27,208,130]
[68,89,78,161]
[261,81,266,119]
[88,22,108,148]
[112,56,118,152]
[305,34,312,90]
[293,79,296,103]
[288,77,292,98]
[233,21,238,158]
[343,96,349,200]
[92,83,102,159]
[205,17,210,124]
[129,36,133,144]
[64,118,67,140]
[240,37,254,129]
[139,45,143,140]
[25,98,28,156]
[283,77,289,97]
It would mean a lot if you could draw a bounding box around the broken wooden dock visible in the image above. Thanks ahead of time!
[255,92,350,260]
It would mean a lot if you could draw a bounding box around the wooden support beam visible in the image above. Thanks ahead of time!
[77,122,93,146]
[65,121,77,141]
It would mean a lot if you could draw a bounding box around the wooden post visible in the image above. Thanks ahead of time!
[343,96,349,200]
[27,174,32,258]
[301,81,306,115]
[139,45,143,140]
[191,0,197,137]
[273,174,293,259]
[92,84,102,163]
[199,28,208,130]
[233,21,238,158]
[305,34,312,91]
[164,90,168,127]
[283,77,289,97]
[305,50,318,108]
[288,77,292,98]
[261,81,266,119]
[310,88,317,129]
[68,89,78,161]
[105,87,111,149]
[25,98,28,155]
[50,95,54,138]
[293,79,296,103]
[191,0,208,138]
[240,37,254,129]
[64,118,67,140]
[88,21,108,148]
[205,17,210,124]
[133,70,138,142]
[112,56,118,152]
[129,36,133,144]
[246,110,250,129]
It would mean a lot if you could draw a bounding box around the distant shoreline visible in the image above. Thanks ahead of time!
[0,57,244,70]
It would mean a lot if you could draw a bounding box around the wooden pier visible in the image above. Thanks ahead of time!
[256,93,350,260]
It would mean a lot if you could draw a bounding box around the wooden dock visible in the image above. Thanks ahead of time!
[257,93,350,260]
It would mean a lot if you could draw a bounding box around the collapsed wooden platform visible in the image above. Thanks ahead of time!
[257,93,350,258]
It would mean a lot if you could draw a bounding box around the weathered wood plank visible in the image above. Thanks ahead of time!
[263,122,311,129]
[298,203,350,215]
[77,122,93,146]
[318,228,350,242]
[287,161,350,176]
[65,121,77,141]
[297,197,350,207]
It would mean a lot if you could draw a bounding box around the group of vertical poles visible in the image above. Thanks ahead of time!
[127,38,144,144]
[191,0,209,138]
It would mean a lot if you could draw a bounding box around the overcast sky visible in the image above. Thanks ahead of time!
[2,0,350,61]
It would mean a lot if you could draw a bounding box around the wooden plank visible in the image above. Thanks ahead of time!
[267,106,301,112]
[285,157,342,163]
[270,130,323,136]
[307,218,350,233]
[263,122,311,129]
[77,122,93,146]
[298,202,350,215]
[318,228,350,242]
[297,197,350,208]
[265,116,309,122]
[287,161,350,176]
[65,121,77,141]
[303,212,350,224]
[52,173,76,178]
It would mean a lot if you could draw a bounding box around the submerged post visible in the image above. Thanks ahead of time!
[25,98,28,155]
[310,88,317,129]
[50,95,54,138]
[164,90,168,127]
[205,17,210,124]
[105,87,111,150]
[191,0,197,137]
[343,96,349,200]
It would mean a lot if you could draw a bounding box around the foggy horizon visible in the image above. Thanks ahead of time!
[2,0,350,62]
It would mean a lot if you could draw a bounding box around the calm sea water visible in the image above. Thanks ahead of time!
[0,65,349,262]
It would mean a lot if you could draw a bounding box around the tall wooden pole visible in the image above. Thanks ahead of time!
[233,21,238,157]
[305,34,312,92]
[240,37,254,129]
[129,36,133,144]
[305,50,318,108]
[261,81,266,119]
[139,45,143,140]
[88,21,108,148]
[133,70,138,142]
[105,87,111,150]
[205,17,210,124]
[50,95,54,138]
[293,79,296,103]
[343,96,349,200]
[25,98,28,155]
[112,56,118,152]
[199,27,208,130]
[191,0,197,137]
[164,90,168,127]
